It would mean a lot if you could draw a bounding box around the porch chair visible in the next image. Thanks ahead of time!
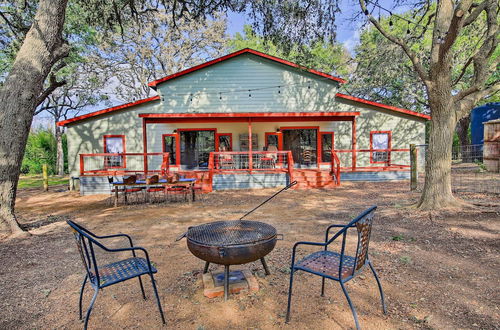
[261,145,277,168]
[146,175,166,203]
[301,149,313,167]
[123,175,144,204]
[285,206,386,330]
[192,173,205,201]
[166,174,189,202]
[66,220,166,330]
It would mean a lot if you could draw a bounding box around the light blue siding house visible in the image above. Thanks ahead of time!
[58,49,429,194]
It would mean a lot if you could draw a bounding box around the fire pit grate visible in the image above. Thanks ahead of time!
[187,220,277,246]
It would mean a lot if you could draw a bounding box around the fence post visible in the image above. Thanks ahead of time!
[410,144,417,191]
[42,164,49,191]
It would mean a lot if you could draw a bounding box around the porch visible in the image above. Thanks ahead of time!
[74,112,413,194]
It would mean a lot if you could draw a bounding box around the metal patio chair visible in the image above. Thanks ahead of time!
[67,220,166,329]
[285,206,386,329]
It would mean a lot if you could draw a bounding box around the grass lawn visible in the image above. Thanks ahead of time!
[18,175,69,189]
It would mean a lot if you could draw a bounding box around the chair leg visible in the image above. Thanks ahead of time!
[138,275,146,300]
[340,281,360,330]
[368,260,387,314]
[83,289,98,330]
[285,268,296,323]
[79,275,88,320]
[321,277,325,297]
[149,274,166,324]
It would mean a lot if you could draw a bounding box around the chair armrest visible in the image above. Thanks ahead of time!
[99,245,155,273]
[325,224,354,243]
[290,241,326,266]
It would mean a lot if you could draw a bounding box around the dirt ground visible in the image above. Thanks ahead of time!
[1,179,499,330]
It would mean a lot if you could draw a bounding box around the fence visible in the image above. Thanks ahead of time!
[79,152,169,176]
[414,144,499,195]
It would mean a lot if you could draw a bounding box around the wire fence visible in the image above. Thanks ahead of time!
[415,144,500,195]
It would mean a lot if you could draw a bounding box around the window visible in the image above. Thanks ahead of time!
[217,133,232,151]
[162,134,177,165]
[265,133,279,149]
[320,132,334,163]
[103,135,125,168]
[370,131,391,163]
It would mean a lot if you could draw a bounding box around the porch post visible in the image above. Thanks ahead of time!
[142,118,148,175]
[351,119,357,171]
[248,118,253,172]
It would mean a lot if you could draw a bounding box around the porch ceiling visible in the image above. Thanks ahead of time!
[139,112,359,123]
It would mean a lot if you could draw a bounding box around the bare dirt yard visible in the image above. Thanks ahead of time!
[1,179,499,329]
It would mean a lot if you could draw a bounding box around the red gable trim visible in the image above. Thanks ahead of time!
[147,48,347,88]
[57,96,160,126]
[335,93,431,120]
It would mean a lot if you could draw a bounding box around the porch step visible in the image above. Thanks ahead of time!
[292,170,338,190]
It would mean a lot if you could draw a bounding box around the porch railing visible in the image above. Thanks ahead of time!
[330,150,341,185]
[208,151,295,180]
[335,148,411,171]
[79,152,169,176]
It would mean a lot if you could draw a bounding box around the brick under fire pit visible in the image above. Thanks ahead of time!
[202,270,259,299]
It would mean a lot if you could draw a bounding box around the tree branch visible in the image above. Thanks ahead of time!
[36,73,66,107]
[456,81,500,118]
[358,0,430,86]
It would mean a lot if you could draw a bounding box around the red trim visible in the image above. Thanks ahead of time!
[142,119,147,174]
[140,112,359,119]
[148,48,346,88]
[103,135,126,169]
[57,96,160,126]
[352,120,357,170]
[370,131,392,164]
[319,132,335,163]
[335,93,431,120]
[216,133,233,151]
[265,132,280,148]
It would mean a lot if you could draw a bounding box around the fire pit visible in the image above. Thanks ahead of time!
[178,181,296,300]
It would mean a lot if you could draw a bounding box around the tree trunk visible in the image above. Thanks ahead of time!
[0,0,69,237]
[55,125,65,176]
[456,114,471,162]
[418,95,462,209]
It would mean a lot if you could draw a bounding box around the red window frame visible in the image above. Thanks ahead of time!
[319,132,335,164]
[216,133,233,151]
[265,132,283,150]
[370,131,392,164]
[162,133,178,166]
[280,126,320,168]
[103,134,126,168]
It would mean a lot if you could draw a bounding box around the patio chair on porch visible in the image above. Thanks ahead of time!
[67,220,166,329]
[285,206,386,329]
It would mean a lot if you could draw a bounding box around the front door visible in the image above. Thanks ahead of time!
[282,128,318,167]
[180,130,215,169]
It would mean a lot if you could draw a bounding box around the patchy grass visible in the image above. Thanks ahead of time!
[18,175,69,189]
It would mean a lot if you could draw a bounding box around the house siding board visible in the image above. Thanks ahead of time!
[156,54,340,114]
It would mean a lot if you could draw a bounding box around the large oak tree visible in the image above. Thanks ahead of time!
[358,0,499,209]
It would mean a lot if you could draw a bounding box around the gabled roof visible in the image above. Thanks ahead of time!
[56,96,160,126]
[148,48,347,88]
[335,93,431,120]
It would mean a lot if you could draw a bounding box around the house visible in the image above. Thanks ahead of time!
[57,48,429,194]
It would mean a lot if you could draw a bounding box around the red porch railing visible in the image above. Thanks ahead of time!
[79,152,169,176]
[330,150,341,185]
[335,148,411,171]
[208,151,295,179]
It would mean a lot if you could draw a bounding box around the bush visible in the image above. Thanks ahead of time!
[21,129,66,175]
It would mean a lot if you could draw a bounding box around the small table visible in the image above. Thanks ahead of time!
[112,179,196,207]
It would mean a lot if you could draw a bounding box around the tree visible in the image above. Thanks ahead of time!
[358,0,499,209]
[96,12,227,101]
[229,25,351,77]
[0,0,342,236]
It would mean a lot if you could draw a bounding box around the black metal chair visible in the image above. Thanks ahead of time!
[285,206,386,329]
[67,220,166,329]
